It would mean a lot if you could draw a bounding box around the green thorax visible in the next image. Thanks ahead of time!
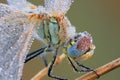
[36,16,62,47]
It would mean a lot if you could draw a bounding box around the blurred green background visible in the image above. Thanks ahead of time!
[1,0,120,80]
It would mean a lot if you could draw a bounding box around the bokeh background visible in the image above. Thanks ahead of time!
[0,0,120,80]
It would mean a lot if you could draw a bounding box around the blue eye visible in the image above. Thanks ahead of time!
[67,44,82,58]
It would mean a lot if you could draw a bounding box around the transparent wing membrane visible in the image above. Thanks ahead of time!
[7,0,74,16]
[7,0,38,13]
[45,0,74,16]
[0,4,35,79]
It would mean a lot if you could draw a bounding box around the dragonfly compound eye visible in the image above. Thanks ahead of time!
[67,31,95,60]
[76,31,93,53]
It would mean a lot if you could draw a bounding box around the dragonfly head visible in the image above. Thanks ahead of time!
[67,31,95,61]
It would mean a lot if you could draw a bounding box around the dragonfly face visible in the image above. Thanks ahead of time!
[66,31,95,61]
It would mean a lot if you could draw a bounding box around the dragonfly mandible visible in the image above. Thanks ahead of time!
[7,0,97,80]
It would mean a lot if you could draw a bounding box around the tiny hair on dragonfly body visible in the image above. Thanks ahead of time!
[7,0,98,80]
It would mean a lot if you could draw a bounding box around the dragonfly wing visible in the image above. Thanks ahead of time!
[0,4,34,80]
[7,0,38,13]
[0,3,15,18]
[45,0,74,16]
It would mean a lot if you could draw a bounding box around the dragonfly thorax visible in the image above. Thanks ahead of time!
[33,14,69,48]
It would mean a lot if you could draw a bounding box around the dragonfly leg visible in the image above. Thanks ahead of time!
[48,48,68,80]
[67,56,79,72]
[76,62,100,78]
[40,52,48,67]
[24,46,47,63]
[67,57,99,78]
[40,48,55,67]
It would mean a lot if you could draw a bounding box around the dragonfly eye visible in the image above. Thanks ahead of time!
[66,31,95,60]
[76,31,93,53]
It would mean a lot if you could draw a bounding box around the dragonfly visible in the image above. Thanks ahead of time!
[7,0,97,80]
